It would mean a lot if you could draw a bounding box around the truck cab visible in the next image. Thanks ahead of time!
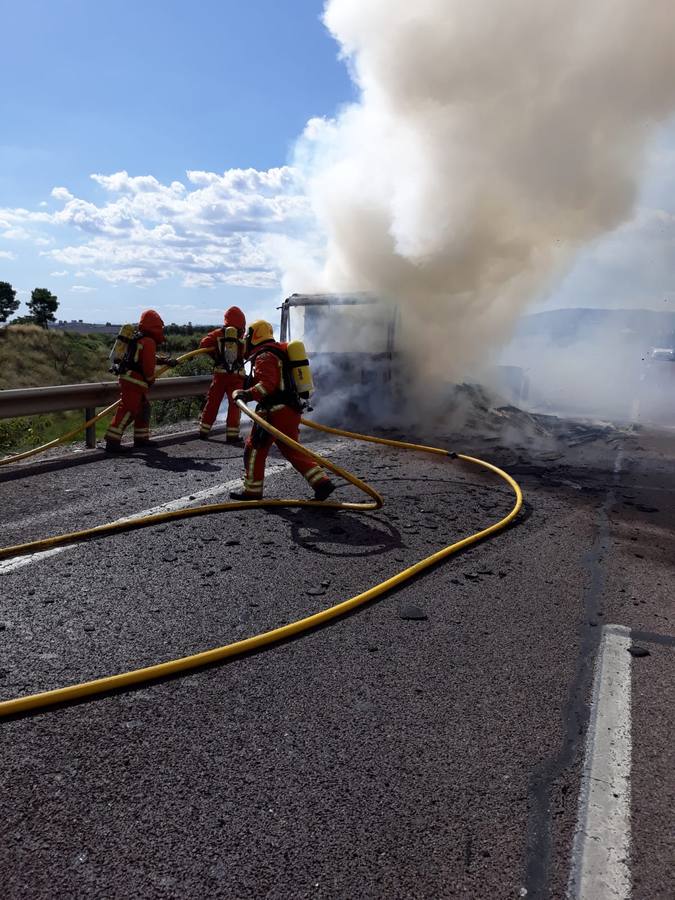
[279,293,400,415]
[279,292,529,414]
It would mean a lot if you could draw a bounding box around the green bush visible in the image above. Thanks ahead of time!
[0,415,53,453]
[152,353,213,426]
[0,410,99,454]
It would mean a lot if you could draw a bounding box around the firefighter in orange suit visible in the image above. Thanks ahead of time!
[229,320,336,502]
[105,309,174,452]
[198,306,246,443]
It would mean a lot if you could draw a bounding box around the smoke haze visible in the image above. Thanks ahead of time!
[289,0,675,385]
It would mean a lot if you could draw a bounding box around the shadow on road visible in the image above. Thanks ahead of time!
[136,447,221,474]
[270,507,403,557]
[0,427,238,484]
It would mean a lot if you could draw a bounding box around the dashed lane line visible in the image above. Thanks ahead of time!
[0,464,289,575]
[1,436,342,575]
[567,623,632,900]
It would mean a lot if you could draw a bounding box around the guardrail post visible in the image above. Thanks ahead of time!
[84,407,97,448]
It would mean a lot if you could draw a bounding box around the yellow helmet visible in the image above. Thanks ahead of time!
[246,319,274,348]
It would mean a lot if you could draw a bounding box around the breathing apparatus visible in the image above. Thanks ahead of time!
[245,320,314,401]
[286,340,313,399]
[109,324,138,375]
[220,326,241,370]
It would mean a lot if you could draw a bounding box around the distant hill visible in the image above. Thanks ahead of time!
[0,323,212,391]
[48,321,218,336]
[0,325,113,391]
[50,321,119,334]
[516,307,675,347]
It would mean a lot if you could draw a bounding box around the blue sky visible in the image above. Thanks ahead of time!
[0,0,353,323]
[1,0,674,325]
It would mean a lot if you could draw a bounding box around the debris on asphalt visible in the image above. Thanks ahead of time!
[628,645,651,658]
[415,382,633,456]
[398,604,428,620]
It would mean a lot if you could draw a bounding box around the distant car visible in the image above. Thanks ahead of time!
[647,347,675,363]
[642,347,675,382]
[636,346,675,424]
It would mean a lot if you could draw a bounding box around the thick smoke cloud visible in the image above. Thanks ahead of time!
[292,0,675,381]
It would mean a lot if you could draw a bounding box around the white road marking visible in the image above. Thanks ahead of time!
[1,435,339,575]
[567,624,632,900]
[0,458,303,575]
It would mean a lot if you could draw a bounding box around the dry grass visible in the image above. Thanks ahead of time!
[0,325,112,390]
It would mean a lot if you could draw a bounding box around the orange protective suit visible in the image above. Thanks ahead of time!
[199,307,246,441]
[105,310,165,448]
[239,341,331,497]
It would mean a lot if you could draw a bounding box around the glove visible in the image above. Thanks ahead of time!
[233,389,251,403]
[158,356,178,368]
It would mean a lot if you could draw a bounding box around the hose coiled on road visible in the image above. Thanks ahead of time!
[0,400,523,717]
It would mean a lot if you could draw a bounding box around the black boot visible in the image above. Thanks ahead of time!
[313,479,336,502]
[104,440,131,454]
[229,490,262,502]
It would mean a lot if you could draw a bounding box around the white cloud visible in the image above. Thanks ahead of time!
[70,284,97,293]
[0,250,16,260]
[1,226,33,240]
[4,151,668,307]
[0,166,313,290]
[51,186,74,201]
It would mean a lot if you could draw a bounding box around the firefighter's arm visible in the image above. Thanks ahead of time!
[199,328,221,359]
[235,352,280,403]
[199,330,218,355]
[141,338,157,385]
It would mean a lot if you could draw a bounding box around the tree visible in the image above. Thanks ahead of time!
[0,281,19,324]
[9,315,35,325]
[27,287,59,328]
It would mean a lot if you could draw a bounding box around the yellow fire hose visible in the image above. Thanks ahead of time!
[0,399,523,717]
[0,348,209,468]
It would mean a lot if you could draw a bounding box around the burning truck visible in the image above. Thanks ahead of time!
[279,293,529,419]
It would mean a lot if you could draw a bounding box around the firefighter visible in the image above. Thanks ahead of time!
[198,306,246,443]
[105,309,175,452]
[229,320,336,501]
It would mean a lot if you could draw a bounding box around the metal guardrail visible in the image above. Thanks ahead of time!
[0,376,212,448]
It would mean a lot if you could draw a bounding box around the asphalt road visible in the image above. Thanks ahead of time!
[0,418,673,899]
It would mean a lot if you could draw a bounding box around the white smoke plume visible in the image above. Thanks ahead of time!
[289,0,675,383]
